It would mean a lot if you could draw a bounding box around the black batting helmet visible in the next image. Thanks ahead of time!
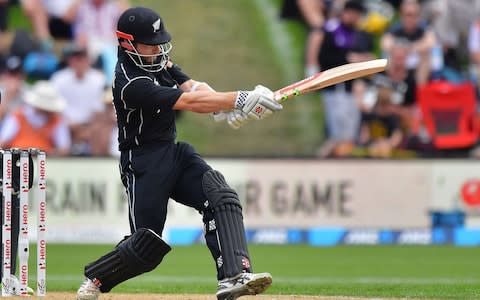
[116,7,172,72]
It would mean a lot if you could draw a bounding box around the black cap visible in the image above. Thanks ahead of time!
[117,7,171,45]
[344,0,366,13]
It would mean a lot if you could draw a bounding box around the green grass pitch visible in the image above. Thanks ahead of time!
[24,244,480,299]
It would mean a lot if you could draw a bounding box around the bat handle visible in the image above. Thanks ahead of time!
[274,88,302,103]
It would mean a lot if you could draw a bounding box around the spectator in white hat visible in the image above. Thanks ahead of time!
[0,80,71,155]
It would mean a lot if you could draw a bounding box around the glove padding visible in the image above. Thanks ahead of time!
[235,85,283,120]
[212,110,249,129]
[227,109,249,129]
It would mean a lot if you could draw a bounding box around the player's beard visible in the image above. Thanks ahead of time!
[141,54,162,65]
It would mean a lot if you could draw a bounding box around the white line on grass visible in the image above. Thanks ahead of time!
[44,275,480,285]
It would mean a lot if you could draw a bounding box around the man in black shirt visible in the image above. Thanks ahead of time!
[316,0,375,157]
[76,6,281,300]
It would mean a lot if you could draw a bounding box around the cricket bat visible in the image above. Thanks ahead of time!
[274,59,388,103]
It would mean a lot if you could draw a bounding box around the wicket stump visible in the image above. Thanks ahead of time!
[1,148,46,297]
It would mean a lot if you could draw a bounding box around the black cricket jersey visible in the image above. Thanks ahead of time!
[112,52,190,150]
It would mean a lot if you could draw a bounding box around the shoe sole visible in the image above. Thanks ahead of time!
[217,273,273,300]
[77,294,99,300]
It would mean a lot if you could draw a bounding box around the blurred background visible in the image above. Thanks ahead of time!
[0,0,479,297]
[0,0,477,246]
[1,0,480,158]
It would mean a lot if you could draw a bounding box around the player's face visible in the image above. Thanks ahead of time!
[125,40,172,72]
[135,43,161,63]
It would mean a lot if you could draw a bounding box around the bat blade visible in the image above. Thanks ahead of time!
[274,59,388,103]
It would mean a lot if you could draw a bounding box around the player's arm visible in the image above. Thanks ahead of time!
[179,79,214,93]
[167,64,239,113]
[178,79,237,124]
[173,90,236,113]
[174,86,283,119]
[168,63,241,124]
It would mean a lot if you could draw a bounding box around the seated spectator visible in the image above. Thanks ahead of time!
[73,0,128,84]
[358,95,404,158]
[50,43,106,156]
[0,80,71,155]
[374,40,419,135]
[20,0,81,47]
[89,88,119,157]
[381,0,436,84]
[423,0,480,71]
[0,56,28,123]
[316,0,376,158]
[356,39,434,156]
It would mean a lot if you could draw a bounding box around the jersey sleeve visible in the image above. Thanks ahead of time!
[167,63,190,85]
[122,77,183,111]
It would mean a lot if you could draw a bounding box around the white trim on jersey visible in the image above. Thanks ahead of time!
[139,108,144,135]
[127,150,137,231]
[118,63,157,147]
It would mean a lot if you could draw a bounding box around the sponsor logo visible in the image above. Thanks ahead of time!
[39,159,46,182]
[152,19,161,32]
[343,230,379,245]
[6,158,12,180]
[20,265,28,285]
[92,278,102,288]
[39,201,46,224]
[251,229,288,244]
[38,239,46,261]
[22,204,28,229]
[254,106,263,114]
[22,162,29,186]
[397,230,431,245]
[4,199,11,223]
[461,180,480,207]
[4,239,11,262]
[242,257,251,269]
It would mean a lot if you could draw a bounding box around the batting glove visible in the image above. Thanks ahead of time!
[235,85,283,120]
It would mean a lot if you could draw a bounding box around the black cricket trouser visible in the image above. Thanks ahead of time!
[120,141,211,235]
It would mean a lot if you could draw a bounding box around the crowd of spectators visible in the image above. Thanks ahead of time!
[1,0,480,159]
[281,0,480,159]
[0,0,127,157]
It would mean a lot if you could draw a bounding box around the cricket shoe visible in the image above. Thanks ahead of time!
[9,274,34,296]
[77,278,101,300]
[216,272,272,300]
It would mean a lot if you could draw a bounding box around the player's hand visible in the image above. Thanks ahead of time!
[235,85,283,120]
[212,110,249,130]
[226,109,249,129]
[211,111,228,122]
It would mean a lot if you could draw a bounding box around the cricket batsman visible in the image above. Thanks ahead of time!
[77,6,282,300]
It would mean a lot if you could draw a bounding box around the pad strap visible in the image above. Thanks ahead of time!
[84,228,171,292]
